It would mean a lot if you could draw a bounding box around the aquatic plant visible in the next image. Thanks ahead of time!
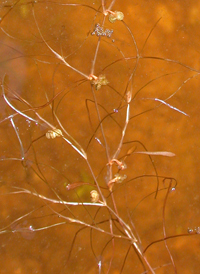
[0,1,199,273]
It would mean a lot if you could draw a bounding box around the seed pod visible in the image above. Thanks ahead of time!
[90,190,99,203]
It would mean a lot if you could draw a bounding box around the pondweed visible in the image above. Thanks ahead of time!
[0,1,199,273]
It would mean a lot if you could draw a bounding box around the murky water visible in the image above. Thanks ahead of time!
[0,1,200,273]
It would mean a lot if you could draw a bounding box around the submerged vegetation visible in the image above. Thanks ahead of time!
[0,1,199,273]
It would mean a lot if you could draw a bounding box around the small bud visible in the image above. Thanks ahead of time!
[91,74,109,90]
[109,11,124,23]
[46,129,63,139]
[90,190,99,203]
